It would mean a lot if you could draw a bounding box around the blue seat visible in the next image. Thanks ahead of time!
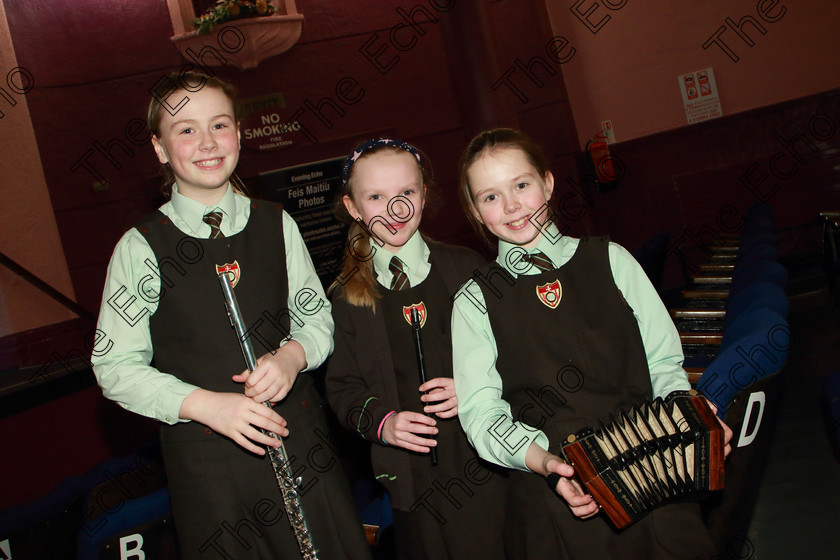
[704,371,782,551]
[698,311,790,415]
[735,244,778,267]
[77,486,176,560]
[0,476,83,559]
[745,201,773,220]
[75,441,168,556]
[730,260,788,297]
[683,290,788,372]
[354,476,394,547]
[721,307,789,351]
[631,231,669,290]
[739,227,778,249]
[725,282,789,321]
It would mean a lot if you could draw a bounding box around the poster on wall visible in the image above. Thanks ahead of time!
[258,157,347,287]
[678,68,723,124]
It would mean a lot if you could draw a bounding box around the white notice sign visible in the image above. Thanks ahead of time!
[679,68,723,124]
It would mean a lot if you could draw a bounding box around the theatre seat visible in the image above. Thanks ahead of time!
[631,231,669,291]
[354,476,394,547]
[704,373,783,552]
[696,310,790,414]
[76,486,177,560]
[680,286,789,372]
[75,440,170,559]
[0,476,83,559]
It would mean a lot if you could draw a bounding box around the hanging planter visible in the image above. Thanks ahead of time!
[167,0,303,71]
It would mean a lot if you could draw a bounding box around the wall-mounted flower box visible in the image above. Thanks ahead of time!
[166,0,303,70]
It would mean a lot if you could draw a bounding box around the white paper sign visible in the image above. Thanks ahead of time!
[679,68,723,124]
[600,120,615,144]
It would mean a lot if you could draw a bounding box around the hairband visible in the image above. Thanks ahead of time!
[341,138,424,185]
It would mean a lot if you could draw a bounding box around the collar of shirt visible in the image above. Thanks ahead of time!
[372,230,431,288]
[165,183,247,237]
[496,223,580,276]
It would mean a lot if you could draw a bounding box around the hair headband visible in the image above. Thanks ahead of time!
[341,138,424,185]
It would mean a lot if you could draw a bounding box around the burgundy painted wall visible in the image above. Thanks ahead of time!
[546,0,840,147]
[5,0,579,314]
[1,0,579,507]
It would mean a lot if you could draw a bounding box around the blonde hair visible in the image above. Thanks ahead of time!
[329,143,434,309]
[458,128,551,247]
[147,71,248,197]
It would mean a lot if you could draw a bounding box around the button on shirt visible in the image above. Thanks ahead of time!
[451,224,689,471]
[92,184,334,424]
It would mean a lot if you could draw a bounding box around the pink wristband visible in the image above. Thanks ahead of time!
[378,410,397,444]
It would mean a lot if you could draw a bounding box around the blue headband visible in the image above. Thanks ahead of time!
[341,138,424,185]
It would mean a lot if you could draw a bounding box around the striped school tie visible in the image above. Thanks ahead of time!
[202,210,225,239]
[389,256,410,291]
[521,250,554,272]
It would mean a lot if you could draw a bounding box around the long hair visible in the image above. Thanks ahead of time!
[329,143,434,309]
[147,71,248,197]
[457,128,550,246]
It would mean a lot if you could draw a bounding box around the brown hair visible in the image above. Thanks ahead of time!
[457,128,550,246]
[329,143,434,309]
[147,71,247,197]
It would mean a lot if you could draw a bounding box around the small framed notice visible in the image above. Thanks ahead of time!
[678,68,723,124]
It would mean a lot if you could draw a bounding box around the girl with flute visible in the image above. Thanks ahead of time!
[451,128,733,559]
[325,138,507,560]
[92,72,370,560]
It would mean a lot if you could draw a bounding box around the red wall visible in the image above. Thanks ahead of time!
[1,0,580,507]
[4,0,580,313]
[545,0,840,146]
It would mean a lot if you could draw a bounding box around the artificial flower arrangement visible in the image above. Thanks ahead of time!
[193,0,276,34]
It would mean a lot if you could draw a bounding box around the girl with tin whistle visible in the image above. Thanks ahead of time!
[326,138,507,560]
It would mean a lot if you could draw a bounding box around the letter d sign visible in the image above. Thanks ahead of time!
[737,391,766,448]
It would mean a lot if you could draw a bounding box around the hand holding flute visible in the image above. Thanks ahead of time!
[217,272,319,560]
[178,388,289,456]
[231,340,306,404]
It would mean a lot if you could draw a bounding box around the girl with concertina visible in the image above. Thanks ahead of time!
[451,128,733,560]
[325,138,507,560]
[92,72,371,560]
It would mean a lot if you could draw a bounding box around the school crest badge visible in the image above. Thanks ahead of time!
[216,261,241,288]
[536,280,562,309]
[402,302,427,328]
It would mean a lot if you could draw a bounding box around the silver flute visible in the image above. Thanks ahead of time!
[217,272,319,560]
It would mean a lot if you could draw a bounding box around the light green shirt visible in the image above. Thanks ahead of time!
[370,230,431,288]
[91,184,334,424]
[451,224,689,471]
